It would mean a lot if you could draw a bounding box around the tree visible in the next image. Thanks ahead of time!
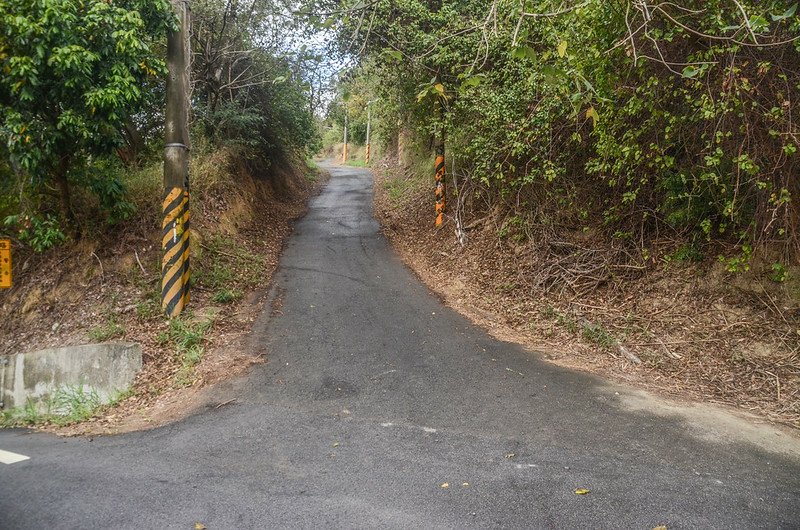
[0,0,174,235]
[190,0,320,161]
[314,0,800,259]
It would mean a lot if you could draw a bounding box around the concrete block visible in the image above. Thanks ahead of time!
[0,342,142,412]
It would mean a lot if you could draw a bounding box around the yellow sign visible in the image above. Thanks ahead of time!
[0,239,10,288]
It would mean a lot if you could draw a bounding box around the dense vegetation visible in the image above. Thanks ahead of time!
[315,0,800,268]
[0,0,320,249]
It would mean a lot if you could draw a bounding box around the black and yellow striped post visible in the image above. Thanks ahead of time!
[434,98,446,227]
[162,0,191,317]
[0,238,11,289]
[161,187,190,316]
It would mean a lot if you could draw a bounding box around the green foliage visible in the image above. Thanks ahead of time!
[163,316,212,386]
[212,288,242,304]
[1,398,44,427]
[0,0,319,247]
[87,316,125,342]
[384,175,418,205]
[166,317,211,354]
[136,297,161,320]
[82,160,137,225]
[720,244,754,273]
[581,323,616,349]
[191,0,320,160]
[3,213,66,252]
[665,244,705,264]
[50,385,102,424]
[202,262,234,290]
[0,385,133,427]
[770,262,788,282]
[0,0,173,234]
[319,0,800,258]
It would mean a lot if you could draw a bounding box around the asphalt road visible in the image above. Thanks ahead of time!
[1,164,799,529]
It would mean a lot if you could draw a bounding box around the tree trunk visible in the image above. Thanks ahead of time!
[55,155,77,238]
[117,121,146,167]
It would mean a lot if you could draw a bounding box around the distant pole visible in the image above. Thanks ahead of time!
[162,0,191,317]
[365,100,374,165]
[434,97,446,227]
[342,112,348,164]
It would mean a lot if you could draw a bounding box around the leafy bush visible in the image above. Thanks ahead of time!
[320,0,800,259]
[3,214,66,252]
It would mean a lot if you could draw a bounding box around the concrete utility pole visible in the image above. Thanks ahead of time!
[342,112,349,164]
[365,99,376,165]
[161,0,191,317]
[434,97,446,227]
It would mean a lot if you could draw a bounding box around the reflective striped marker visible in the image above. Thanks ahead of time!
[0,449,30,465]
[0,239,11,288]
[161,187,190,317]
[434,153,446,227]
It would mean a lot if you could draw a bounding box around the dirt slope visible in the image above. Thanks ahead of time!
[0,148,327,434]
[374,160,799,428]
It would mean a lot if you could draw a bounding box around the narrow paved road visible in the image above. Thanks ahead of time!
[2,165,799,529]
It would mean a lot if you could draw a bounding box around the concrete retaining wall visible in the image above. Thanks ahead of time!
[0,342,142,412]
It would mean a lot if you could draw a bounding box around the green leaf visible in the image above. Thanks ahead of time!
[557,40,568,58]
[459,75,484,90]
[748,14,769,32]
[585,106,599,127]
[540,65,567,86]
[511,46,537,60]
[384,49,403,62]
[682,65,700,78]
[772,3,797,21]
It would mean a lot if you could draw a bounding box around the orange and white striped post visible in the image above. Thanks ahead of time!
[434,99,446,227]
[342,112,348,164]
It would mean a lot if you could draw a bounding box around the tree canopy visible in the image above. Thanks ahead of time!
[0,0,321,248]
[313,0,800,262]
[0,0,174,231]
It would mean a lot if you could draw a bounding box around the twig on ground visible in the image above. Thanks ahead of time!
[92,252,104,286]
[134,249,148,278]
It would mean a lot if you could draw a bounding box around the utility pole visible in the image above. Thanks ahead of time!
[342,112,348,164]
[434,97,446,227]
[162,0,191,318]
[365,99,376,165]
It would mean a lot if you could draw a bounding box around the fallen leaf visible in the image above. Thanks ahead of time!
[557,40,568,58]
[195,523,206,530]
[585,106,599,128]
[575,488,590,495]
[332,442,340,448]
[462,482,470,487]
[504,453,516,459]
[441,482,450,489]
[653,526,667,530]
